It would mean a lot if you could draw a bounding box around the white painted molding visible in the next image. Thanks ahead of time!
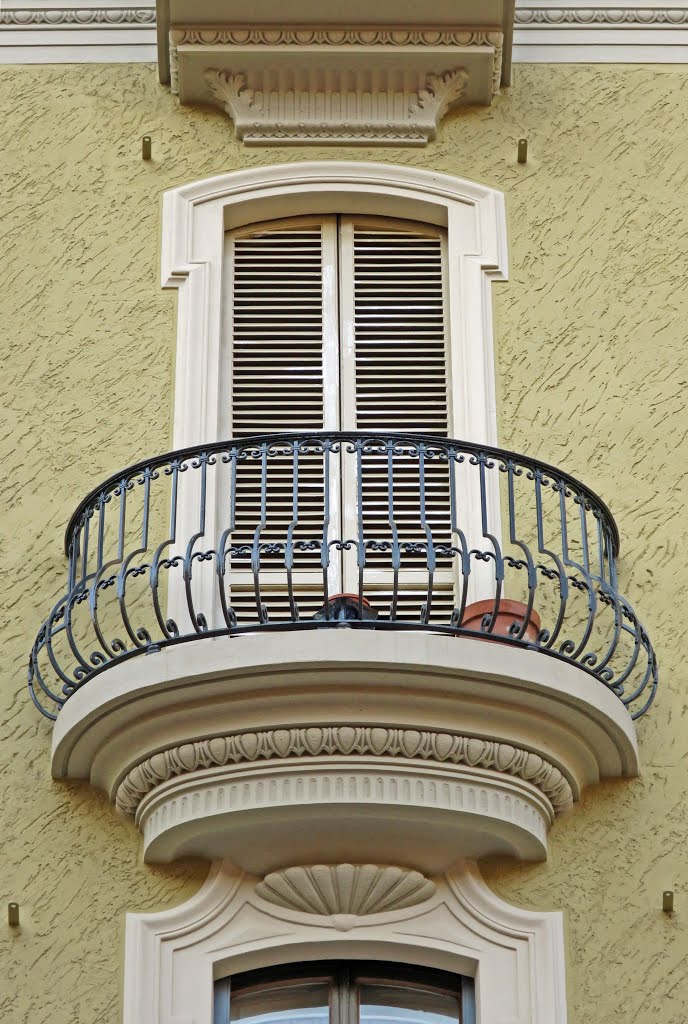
[123,858,568,1024]
[254,864,437,915]
[4,2,688,66]
[161,161,507,448]
[138,758,553,865]
[202,66,471,146]
[168,28,502,142]
[161,162,507,610]
[51,630,638,869]
[115,726,574,818]
[0,1,156,63]
[513,1,688,62]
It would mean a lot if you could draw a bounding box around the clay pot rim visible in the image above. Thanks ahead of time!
[326,592,373,608]
[462,598,541,631]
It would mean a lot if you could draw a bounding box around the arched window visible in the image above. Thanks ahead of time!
[214,962,475,1024]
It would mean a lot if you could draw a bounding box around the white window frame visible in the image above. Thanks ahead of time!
[122,859,567,1024]
[161,162,508,613]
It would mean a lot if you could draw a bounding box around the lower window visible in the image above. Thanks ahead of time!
[214,962,475,1024]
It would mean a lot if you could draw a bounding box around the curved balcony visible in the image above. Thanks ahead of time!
[31,432,657,870]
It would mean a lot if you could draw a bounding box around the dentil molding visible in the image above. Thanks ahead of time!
[123,858,568,1024]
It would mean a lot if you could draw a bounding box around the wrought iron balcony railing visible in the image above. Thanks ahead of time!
[29,432,657,720]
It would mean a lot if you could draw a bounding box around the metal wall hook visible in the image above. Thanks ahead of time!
[8,902,19,927]
[142,135,152,160]
[663,890,674,913]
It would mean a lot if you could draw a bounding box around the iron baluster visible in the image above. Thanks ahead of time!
[285,440,300,622]
[506,460,537,641]
[321,440,331,618]
[251,443,269,624]
[356,438,365,616]
[387,438,401,622]
[117,467,155,649]
[150,460,180,640]
[476,452,504,634]
[418,443,435,624]
[217,447,239,629]
[26,430,656,721]
[535,471,569,651]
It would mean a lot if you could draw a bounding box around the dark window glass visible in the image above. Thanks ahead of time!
[214,962,473,1024]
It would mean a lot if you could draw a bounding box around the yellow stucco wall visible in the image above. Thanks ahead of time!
[1,61,687,1022]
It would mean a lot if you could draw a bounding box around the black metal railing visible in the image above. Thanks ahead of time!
[29,432,657,720]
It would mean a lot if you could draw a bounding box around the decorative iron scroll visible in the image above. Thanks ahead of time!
[28,431,657,720]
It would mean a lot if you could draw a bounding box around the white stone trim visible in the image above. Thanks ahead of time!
[202,66,472,146]
[123,858,568,1024]
[115,727,574,818]
[162,160,507,447]
[513,1,688,62]
[162,162,507,611]
[51,630,638,869]
[138,758,553,865]
[0,1,156,63]
[164,15,508,135]
[254,864,437,915]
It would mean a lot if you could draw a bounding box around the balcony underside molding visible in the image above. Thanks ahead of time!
[168,27,503,144]
[116,726,574,817]
[137,757,554,868]
[51,630,638,870]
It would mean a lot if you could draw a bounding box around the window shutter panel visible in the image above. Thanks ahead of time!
[339,219,454,615]
[229,221,334,436]
[345,222,450,435]
[225,218,340,620]
[223,215,455,623]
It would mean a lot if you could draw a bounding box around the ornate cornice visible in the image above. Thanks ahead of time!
[255,863,436,916]
[515,7,688,25]
[165,23,502,142]
[0,8,155,27]
[171,26,502,47]
[116,725,573,817]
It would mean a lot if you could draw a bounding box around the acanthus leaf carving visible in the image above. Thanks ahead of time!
[203,66,471,145]
[411,68,470,125]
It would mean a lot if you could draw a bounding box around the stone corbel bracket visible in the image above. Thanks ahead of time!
[204,66,470,145]
[168,27,504,145]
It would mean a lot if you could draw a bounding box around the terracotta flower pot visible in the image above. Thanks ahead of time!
[460,599,541,643]
[326,593,373,608]
[312,593,378,622]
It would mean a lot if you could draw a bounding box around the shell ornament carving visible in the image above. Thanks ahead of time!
[255,864,436,916]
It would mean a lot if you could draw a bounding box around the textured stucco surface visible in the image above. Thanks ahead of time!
[1,62,688,1022]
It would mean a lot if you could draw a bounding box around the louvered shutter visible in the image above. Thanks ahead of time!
[225,217,341,620]
[222,214,454,623]
[338,217,454,618]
